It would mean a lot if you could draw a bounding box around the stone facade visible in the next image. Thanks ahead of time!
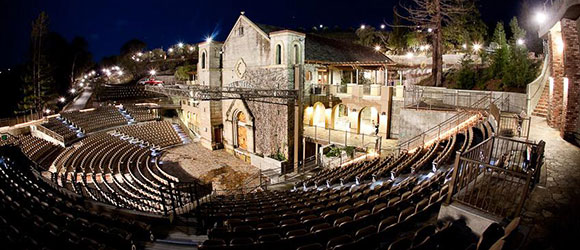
[181,14,302,166]
[548,23,564,128]
[561,18,580,140]
[545,18,580,143]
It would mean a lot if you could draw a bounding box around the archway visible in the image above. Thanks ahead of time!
[332,104,349,131]
[358,107,379,135]
[236,111,248,150]
[311,102,326,128]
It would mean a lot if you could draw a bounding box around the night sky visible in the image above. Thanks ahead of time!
[0,0,538,69]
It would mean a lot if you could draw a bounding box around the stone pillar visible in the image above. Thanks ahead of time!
[548,23,565,128]
[560,18,580,140]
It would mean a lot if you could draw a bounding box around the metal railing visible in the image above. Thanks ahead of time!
[329,85,349,94]
[303,125,381,151]
[446,136,545,218]
[307,84,330,96]
[498,115,531,140]
[397,94,492,152]
[404,86,493,111]
[362,85,382,96]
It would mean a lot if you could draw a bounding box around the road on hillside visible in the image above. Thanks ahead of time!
[64,87,92,112]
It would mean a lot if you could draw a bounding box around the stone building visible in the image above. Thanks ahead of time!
[179,13,396,170]
[537,0,580,145]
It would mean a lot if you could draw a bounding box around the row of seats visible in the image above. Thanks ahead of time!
[114,121,183,148]
[19,135,63,170]
[96,85,161,101]
[61,106,127,134]
[39,117,78,143]
[195,115,496,250]
[122,105,158,122]
[0,145,155,249]
[298,117,493,190]
[0,134,18,147]
[198,171,449,250]
[52,131,183,214]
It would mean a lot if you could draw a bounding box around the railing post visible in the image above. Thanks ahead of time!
[446,151,462,205]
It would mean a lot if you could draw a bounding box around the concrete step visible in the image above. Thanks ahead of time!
[532,111,547,117]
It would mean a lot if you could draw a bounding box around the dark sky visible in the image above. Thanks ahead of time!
[0,0,538,69]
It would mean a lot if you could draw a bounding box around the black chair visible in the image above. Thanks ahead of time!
[297,242,325,250]
[199,238,227,250]
[327,234,354,250]
[229,237,254,250]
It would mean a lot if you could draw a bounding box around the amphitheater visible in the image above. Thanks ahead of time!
[5,3,580,249]
[0,81,550,250]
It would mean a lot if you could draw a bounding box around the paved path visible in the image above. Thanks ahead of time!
[64,87,92,112]
[522,116,580,249]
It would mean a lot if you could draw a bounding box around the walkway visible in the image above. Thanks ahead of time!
[522,116,580,249]
[64,87,92,112]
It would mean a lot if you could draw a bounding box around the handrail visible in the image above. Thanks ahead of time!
[397,93,494,152]
[526,52,550,114]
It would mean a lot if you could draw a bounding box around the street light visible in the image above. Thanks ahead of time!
[69,88,76,94]
[44,108,51,114]
[406,52,414,58]
[380,24,386,29]
[168,48,174,53]
[360,24,366,30]
[517,38,525,46]
[319,24,323,28]
[118,70,124,76]
[473,43,482,52]
[374,45,381,51]
[535,11,547,25]
[149,70,157,75]
[205,36,213,43]
[462,44,467,49]
[178,42,184,48]
[59,97,66,103]
[427,28,433,33]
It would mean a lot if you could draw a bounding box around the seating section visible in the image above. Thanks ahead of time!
[96,85,161,101]
[0,134,18,147]
[195,115,492,250]
[61,106,127,134]
[114,121,183,148]
[198,172,449,250]
[53,131,185,213]
[122,104,158,122]
[39,117,79,144]
[19,135,63,170]
[0,146,154,249]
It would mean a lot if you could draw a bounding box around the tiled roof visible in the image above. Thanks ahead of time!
[304,34,392,64]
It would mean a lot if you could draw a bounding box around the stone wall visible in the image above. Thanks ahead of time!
[398,109,459,142]
[561,18,580,140]
[548,23,565,128]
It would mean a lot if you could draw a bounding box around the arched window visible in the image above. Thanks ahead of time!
[293,44,300,64]
[275,44,282,65]
[201,51,206,69]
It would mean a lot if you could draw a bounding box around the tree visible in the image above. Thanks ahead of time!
[442,6,487,50]
[388,7,409,54]
[509,17,526,44]
[489,22,509,80]
[395,0,475,87]
[174,64,197,81]
[120,39,146,56]
[503,17,537,89]
[21,11,51,115]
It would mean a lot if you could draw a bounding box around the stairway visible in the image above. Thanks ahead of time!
[532,84,550,117]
